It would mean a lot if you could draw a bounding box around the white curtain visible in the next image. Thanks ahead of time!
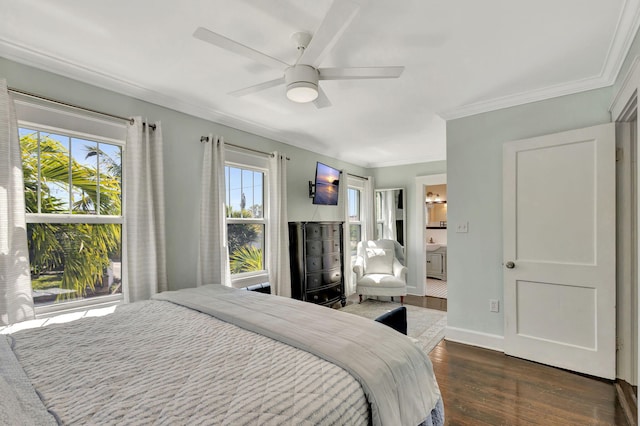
[197,134,231,287]
[267,152,291,296]
[124,117,167,302]
[362,176,375,241]
[382,189,396,240]
[0,79,35,326]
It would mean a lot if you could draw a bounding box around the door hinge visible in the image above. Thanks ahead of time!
[616,147,623,162]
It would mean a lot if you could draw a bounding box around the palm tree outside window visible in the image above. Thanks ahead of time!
[19,127,123,307]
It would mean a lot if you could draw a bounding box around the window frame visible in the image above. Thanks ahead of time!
[347,185,363,257]
[347,176,366,258]
[18,114,126,316]
[224,150,270,288]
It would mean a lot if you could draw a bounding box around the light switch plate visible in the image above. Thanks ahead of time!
[456,222,468,233]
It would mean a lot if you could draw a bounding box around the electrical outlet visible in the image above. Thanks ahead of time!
[456,221,469,233]
[490,299,499,313]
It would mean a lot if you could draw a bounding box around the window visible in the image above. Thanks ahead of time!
[348,187,362,257]
[19,126,124,309]
[225,161,267,285]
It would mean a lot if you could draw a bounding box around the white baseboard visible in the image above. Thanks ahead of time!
[445,326,504,352]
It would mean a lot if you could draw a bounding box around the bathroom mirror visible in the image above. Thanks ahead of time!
[425,185,447,229]
[426,203,447,228]
[375,188,406,248]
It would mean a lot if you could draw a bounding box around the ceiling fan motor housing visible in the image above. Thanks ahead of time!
[285,65,319,102]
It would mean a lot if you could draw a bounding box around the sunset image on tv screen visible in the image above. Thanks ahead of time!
[314,162,340,205]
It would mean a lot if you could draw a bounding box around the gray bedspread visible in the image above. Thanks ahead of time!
[0,335,58,425]
[10,299,370,425]
[7,285,443,425]
[154,285,441,426]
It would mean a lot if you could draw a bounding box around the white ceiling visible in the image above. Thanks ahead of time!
[1,0,639,167]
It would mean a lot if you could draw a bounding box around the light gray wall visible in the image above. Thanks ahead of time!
[0,57,366,291]
[369,161,447,289]
[286,154,367,222]
[446,88,613,336]
[445,23,640,339]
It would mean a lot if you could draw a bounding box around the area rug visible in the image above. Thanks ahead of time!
[340,300,447,354]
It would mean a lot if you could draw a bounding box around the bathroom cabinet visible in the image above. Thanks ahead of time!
[426,246,447,280]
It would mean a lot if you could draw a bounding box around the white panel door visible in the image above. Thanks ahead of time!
[503,123,616,379]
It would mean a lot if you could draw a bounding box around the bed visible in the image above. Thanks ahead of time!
[1,284,444,425]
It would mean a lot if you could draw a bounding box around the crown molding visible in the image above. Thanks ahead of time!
[601,0,640,83]
[364,154,446,168]
[610,55,640,119]
[440,0,640,121]
[438,76,614,120]
[0,38,330,157]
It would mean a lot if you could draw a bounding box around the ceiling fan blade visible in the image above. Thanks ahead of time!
[313,86,332,109]
[298,0,362,67]
[193,27,289,70]
[319,66,404,80]
[228,77,285,97]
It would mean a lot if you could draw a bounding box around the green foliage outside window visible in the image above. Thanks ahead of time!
[20,131,122,302]
[229,246,263,274]
[226,206,264,274]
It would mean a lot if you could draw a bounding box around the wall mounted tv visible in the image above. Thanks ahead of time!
[311,162,341,205]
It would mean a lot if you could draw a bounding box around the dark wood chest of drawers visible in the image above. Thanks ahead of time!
[288,221,346,307]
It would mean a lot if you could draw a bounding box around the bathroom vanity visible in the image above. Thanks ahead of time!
[426,245,447,280]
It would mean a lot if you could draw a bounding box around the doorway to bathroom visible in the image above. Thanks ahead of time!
[412,174,447,311]
[425,184,447,300]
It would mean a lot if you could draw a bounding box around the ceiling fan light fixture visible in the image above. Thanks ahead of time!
[285,65,320,103]
[287,82,319,103]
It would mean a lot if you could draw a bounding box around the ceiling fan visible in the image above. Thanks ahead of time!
[193,0,404,108]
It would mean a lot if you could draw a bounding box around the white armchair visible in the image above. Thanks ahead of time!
[353,239,407,304]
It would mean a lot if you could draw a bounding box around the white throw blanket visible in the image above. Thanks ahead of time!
[154,285,441,426]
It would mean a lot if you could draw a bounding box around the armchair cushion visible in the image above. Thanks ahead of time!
[364,247,394,275]
[357,274,407,289]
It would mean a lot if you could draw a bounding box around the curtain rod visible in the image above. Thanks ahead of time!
[347,172,369,180]
[8,87,155,130]
[200,136,289,160]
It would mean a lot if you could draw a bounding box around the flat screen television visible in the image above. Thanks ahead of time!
[312,161,340,205]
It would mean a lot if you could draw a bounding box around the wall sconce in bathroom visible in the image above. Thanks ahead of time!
[425,192,446,204]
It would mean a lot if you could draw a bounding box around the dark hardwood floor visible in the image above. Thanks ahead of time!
[381,291,625,423]
[429,340,628,425]
[346,293,625,423]
[405,294,447,311]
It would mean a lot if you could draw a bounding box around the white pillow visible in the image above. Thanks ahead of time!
[364,248,394,274]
